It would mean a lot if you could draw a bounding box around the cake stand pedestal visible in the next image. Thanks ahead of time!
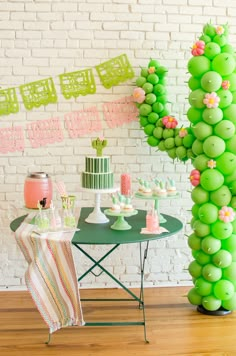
[80,188,119,224]
[135,192,179,223]
[104,209,138,230]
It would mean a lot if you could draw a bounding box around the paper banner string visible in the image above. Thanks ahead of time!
[19,78,58,111]
[0,126,24,153]
[95,54,135,89]
[27,117,64,148]
[64,106,102,138]
[0,88,19,116]
[103,95,139,128]
[59,68,96,99]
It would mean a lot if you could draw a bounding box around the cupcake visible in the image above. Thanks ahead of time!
[156,180,167,197]
[122,197,134,212]
[141,181,153,196]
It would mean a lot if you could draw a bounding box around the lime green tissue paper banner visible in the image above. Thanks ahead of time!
[0,88,19,116]
[95,54,135,89]
[19,78,58,110]
[59,68,96,99]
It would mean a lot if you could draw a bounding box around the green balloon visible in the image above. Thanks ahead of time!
[148,112,159,124]
[140,116,148,127]
[210,185,232,207]
[188,232,202,250]
[158,140,166,151]
[164,137,175,149]
[153,84,166,95]
[203,23,216,38]
[192,203,200,218]
[223,104,236,124]
[188,76,201,90]
[174,135,183,147]
[176,146,187,160]
[226,135,236,153]
[195,277,213,296]
[136,76,146,87]
[217,89,233,109]
[189,260,203,278]
[155,66,168,77]
[163,128,174,139]
[229,180,236,195]
[141,68,149,77]
[191,186,209,205]
[223,262,236,280]
[189,89,206,109]
[202,107,223,125]
[199,34,211,43]
[187,287,202,305]
[147,136,159,147]
[221,44,235,54]
[202,263,222,282]
[192,139,204,156]
[193,219,211,237]
[231,196,236,209]
[192,121,213,141]
[195,250,211,265]
[216,152,236,175]
[152,102,164,113]
[148,59,160,68]
[158,95,167,104]
[200,169,224,191]
[211,221,233,240]
[212,53,236,76]
[201,235,221,255]
[201,71,222,91]
[203,136,226,158]
[213,279,234,300]
[153,127,163,139]
[139,103,152,116]
[222,293,236,310]
[202,295,221,311]
[167,148,177,159]
[193,154,209,171]
[188,56,211,78]
[147,73,159,85]
[187,107,203,124]
[198,203,218,224]
[142,82,153,94]
[144,124,155,136]
[204,42,221,60]
[183,134,195,148]
[212,249,232,268]
[213,34,227,47]
[145,93,157,105]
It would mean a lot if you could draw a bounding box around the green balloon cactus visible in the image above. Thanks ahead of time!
[134,23,236,313]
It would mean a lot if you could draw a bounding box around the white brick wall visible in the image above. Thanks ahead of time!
[0,0,233,290]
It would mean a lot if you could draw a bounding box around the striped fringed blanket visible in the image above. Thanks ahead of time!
[15,216,84,333]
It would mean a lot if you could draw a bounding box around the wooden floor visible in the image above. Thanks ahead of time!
[1,286,236,356]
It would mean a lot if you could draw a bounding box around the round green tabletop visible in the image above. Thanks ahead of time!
[10,208,183,245]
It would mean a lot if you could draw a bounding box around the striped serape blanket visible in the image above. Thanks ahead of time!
[15,215,84,333]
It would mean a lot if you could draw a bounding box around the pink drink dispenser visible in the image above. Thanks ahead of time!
[24,172,53,209]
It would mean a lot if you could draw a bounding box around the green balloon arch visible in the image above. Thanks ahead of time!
[133,23,236,313]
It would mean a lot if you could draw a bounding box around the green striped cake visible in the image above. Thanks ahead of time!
[81,156,114,189]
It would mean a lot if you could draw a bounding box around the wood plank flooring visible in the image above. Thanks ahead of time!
[1,286,236,356]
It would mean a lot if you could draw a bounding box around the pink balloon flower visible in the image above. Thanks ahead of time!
[216,25,225,35]
[179,128,188,138]
[133,87,146,104]
[222,80,230,90]
[190,169,200,187]
[191,40,205,56]
[162,115,178,129]
[219,206,235,223]
[203,92,220,108]
[148,66,156,74]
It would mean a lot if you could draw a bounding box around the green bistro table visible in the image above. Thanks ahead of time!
[10,209,183,343]
[72,208,183,343]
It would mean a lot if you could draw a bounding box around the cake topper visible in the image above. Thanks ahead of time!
[92,137,107,157]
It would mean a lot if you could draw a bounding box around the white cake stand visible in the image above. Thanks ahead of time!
[80,187,119,224]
